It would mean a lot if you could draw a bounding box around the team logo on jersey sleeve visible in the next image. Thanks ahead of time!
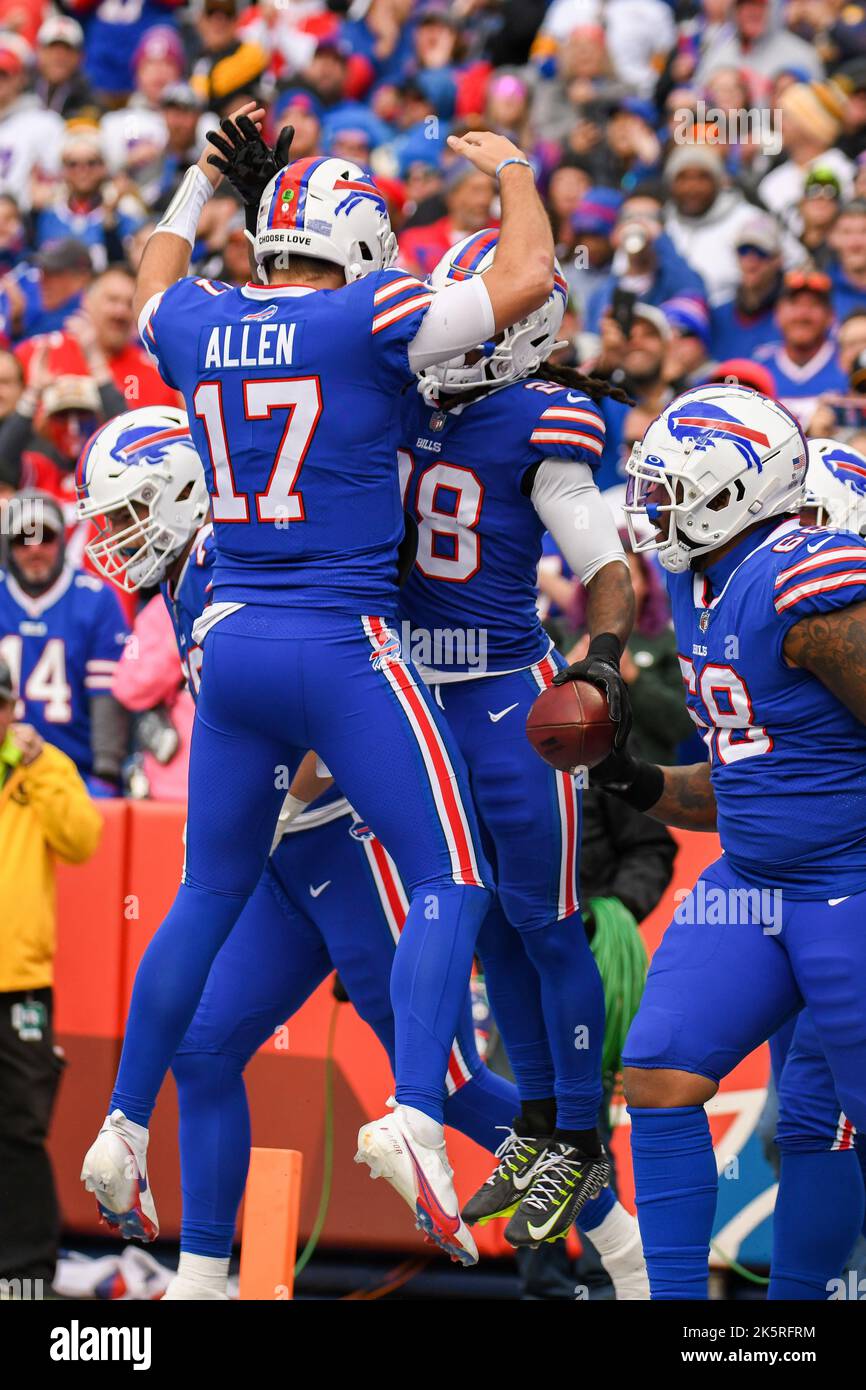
[349,818,376,842]
[667,402,770,470]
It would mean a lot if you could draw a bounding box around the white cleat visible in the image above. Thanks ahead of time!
[80,1109,159,1243]
[355,1105,478,1266]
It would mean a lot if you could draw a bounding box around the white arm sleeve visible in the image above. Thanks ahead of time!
[407,275,495,373]
[531,458,628,586]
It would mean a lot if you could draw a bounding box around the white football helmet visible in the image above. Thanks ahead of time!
[417,229,568,404]
[76,406,209,593]
[624,384,807,574]
[803,439,866,536]
[254,156,396,284]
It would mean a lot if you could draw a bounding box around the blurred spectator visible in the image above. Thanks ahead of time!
[530,23,626,146]
[3,267,178,496]
[755,269,847,427]
[303,36,352,115]
[99,25,186,193]
[0,650,102,1287]
[829,199,866,320]
[1,237,93,344]
[0,35,64,208]
[838,307,866,375]
[32,127,142,270]
[661,294,714,392]
[398,161,496,279]
[112,593,193,801]
[589,300,672,487]
[585,190,706,332]
[566,186,620,313]
[73,0,185,106]
[191,0,269,114]
[710,213,785,359]
[4,353,103,522]
[269,88,322,160]
[152,82,209,213]
[0,192,24,276]
[0,490,129,790]
[696,0,823,86]
[758,82,853,234]
[33,16,96,121]
[663,144,761,304]
[799,165,843,268]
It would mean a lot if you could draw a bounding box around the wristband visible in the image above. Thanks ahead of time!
[588,631,623,668]
[605,759,664,813]
[495,156,531,178]
[154,166,213,248]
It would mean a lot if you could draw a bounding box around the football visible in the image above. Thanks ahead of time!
[526,678,616,773]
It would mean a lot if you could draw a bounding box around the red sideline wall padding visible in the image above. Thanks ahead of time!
[51,805,768,1257]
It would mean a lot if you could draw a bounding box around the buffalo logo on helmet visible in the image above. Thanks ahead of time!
[666,401,770,471]
[822,445,866,495]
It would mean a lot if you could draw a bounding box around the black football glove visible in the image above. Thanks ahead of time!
[206,117,295,235]
[590,743,664,812]
[552,632,633,750]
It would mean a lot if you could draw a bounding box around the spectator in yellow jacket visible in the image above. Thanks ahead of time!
[0,654,102,1287]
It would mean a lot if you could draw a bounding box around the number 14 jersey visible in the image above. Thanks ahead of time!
[667,516,866,899]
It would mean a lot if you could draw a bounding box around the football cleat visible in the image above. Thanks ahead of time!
[80,1109,159,1242]
[355,1105,478,1266]
[461,1128,551,1226]
[504,1142,611,1248]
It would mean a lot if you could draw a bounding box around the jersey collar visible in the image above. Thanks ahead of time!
[692,517,797,611]
[4,563,75,619]
[240,283,317,299]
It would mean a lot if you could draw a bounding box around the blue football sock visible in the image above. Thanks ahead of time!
[172,1050,250,1258]
[111,882,247,1126]
[391,882,489,1125]
[521,913,605,1130]
[768,1149,865,1299]
[476,907,556,1102]
[628,1104,718,1300]
[576,1183,617,1232]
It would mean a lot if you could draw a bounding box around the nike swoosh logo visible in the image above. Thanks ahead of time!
[488,703,519,723]
[527,1207,567,1241]
[806,536,837,554]
[512,1165,540,1192]
[309,881,331,898]
[828,896,851,907]
[406,1145,461,1237]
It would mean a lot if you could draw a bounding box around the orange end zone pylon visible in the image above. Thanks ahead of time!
[239,1147,304,1300]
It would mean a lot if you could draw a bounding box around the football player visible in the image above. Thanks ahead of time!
[0,490,128,793]
[76,406,647,1298]
[396,230,638,1250]
[583,385,866,1298]
[80,107,572,1264]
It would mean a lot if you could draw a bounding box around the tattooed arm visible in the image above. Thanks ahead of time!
[783,601,866,724]
[647,761,717,831]
[591,748,717,830]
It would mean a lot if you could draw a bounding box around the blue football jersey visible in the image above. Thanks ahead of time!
[397,378,604,675]
[141,269,435,615]
[668,517,866,898]
[161,525,346,822]
[0,564,129,775]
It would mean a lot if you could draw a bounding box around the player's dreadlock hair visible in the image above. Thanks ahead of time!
[535,361,635,407]
[438,361,635,411]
